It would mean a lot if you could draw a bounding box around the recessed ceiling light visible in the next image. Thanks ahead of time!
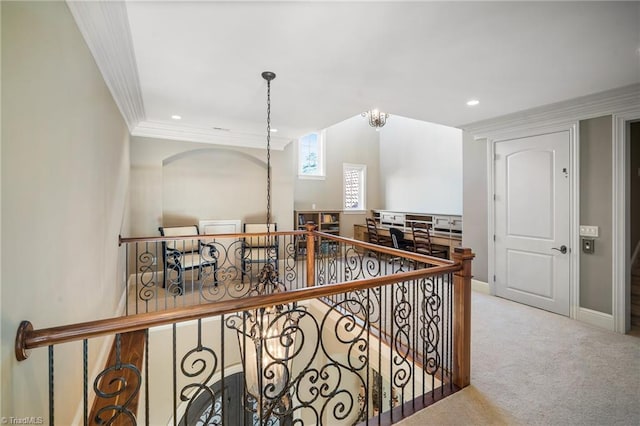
[171,115,182,120]
[466,99,480,107]
[270,128,278,133]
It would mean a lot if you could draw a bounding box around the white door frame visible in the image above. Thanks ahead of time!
[486,122,580,319]
[613,108,640,333]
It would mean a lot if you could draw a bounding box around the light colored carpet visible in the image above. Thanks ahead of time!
[398,292,640,426]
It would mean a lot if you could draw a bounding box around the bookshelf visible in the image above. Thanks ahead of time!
[294,210,341,258]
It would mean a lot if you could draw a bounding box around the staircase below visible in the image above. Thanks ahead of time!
[631,258,640,327]
[90,330,146,425]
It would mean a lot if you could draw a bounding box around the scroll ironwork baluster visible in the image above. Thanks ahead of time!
[145,329,149,426]
[83,339,88,426]
[49,345,54,426]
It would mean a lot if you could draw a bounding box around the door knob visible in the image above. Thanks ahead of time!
[552,245,567,254]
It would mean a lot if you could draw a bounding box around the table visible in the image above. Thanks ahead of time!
[353,224,462,257]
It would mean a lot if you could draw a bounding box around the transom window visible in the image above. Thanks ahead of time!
[298,132,325,179]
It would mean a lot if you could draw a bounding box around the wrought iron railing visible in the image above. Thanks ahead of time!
[15,227,473,425]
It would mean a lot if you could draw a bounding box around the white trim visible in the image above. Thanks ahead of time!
[461,84,640,138]
[472,279,490,295]
[576,307,615,331]
[132,120,291,151]
[613,108,640,334]
[570,123,581,320]
[66,1,145,131]
[486,138,495,295]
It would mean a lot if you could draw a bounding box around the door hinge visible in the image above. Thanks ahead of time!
[493,234,496,241]
[493,275,496,282]
[493,194,496,201]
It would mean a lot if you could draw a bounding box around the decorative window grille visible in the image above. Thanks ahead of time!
[343,163,366,211]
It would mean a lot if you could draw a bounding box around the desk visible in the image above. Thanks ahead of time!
[353,224,462,257]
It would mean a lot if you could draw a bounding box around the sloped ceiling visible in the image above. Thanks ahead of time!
[69,1,640,149]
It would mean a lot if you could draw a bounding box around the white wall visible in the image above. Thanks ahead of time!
[1,2,130,421]
[294,115,381,238]
[379,115,462,214]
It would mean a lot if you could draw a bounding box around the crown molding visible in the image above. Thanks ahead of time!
[132,121,292,151]
[67,0,145,131]
[460,84,640,139]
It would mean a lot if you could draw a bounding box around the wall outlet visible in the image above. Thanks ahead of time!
[579,225,599,238]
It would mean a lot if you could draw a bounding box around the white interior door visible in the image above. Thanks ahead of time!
[494,131,571,316]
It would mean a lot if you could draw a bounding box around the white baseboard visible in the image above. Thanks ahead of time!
[576,307,614,331]
[472,279,490,294]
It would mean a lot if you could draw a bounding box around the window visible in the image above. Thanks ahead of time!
[298,132,325,179]
[343,163,366,212]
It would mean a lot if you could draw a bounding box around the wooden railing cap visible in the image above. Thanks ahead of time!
[15,321,33,362]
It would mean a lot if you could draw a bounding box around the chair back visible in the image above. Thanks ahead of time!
[159,225,200,252]
[243,223,277,247]
[411,222,435,256]
[389,227,405,250]
[365,218,383,245]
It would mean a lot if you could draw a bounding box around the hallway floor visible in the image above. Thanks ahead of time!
[398,292,640,426]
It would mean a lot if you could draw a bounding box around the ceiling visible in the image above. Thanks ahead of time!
[70,1,640,149]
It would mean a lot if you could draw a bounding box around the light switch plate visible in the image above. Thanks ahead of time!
[582,238,595,254]
[579,225,599,238]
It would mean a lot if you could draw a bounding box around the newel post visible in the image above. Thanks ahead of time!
[452,247,474,388]
[305,222,316,287]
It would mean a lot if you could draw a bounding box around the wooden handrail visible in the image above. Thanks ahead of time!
[119,230,306,245]
[15,261,461,361]
[119,229,454,268]
[314,231,454,267]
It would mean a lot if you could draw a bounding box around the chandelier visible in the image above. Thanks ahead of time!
[362,109,389,130]
[226,71,302,421]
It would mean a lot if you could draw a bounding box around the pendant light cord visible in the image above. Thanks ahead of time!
[266,77,272,235]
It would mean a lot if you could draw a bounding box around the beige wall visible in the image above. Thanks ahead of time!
[0,1,4,407]
[130,136,295,237]
[579,116,613,314]
[462,133,488,282]
[1,1,130,421]
[463,117,616,314]
[294,116,381,238]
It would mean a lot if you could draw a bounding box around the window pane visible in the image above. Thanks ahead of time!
[344,168,361,209]
[299,133,320,175]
